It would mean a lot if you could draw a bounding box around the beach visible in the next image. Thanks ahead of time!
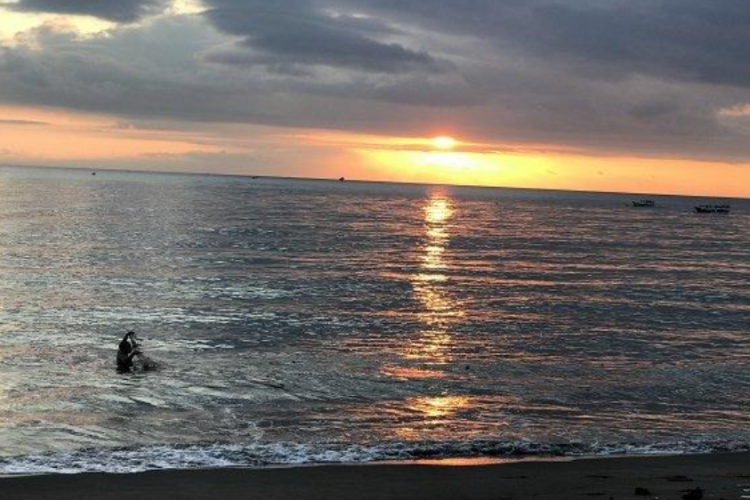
[2,452,748,500]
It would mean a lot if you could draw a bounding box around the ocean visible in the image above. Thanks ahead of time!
[0,165,749,474]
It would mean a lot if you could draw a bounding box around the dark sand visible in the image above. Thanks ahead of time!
[2,452,749,500]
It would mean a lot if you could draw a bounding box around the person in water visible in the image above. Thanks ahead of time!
[117,331,141,372]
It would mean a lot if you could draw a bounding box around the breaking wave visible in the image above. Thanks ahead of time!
[1,438,749,475]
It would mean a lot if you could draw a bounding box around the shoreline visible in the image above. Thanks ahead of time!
[1,451,748,499]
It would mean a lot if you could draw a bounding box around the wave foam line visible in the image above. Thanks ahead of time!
[1,439,749,475]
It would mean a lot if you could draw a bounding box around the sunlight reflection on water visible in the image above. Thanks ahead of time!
[407,193,465,365]
[2,167,750,465]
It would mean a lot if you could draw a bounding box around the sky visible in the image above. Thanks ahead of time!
[1,0,750,197]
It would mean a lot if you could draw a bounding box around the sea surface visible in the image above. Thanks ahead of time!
[0,165,749,474]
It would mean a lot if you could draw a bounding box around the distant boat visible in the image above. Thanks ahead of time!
[694,204,730,214]
[632,199,655,208]
[339,177,346,182]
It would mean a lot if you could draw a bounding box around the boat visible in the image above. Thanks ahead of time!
[694,204,730,214]
[632,199,655,208]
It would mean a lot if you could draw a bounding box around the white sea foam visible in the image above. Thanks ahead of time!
[0,439,748,475]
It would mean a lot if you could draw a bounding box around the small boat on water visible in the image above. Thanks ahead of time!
[632,199,655,208]
[694,204,730,214]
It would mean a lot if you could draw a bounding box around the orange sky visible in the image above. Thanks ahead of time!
[1,104,749,198]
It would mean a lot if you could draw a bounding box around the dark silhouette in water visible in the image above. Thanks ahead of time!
[694,204,730,214]
[117,331,159,373]
[116,331,140,373]
[631,199,655,208]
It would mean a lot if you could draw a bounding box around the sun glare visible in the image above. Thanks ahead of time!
[432,136,457,150]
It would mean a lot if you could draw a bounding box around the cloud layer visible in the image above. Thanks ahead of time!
[204,0,442,74]
[343,0,750,87]
[1,0,750,162]
[9,0,168,22]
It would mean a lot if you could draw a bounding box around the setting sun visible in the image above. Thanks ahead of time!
[432,136,457,150]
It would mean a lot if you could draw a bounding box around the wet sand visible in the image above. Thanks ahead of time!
[1,452,749,499]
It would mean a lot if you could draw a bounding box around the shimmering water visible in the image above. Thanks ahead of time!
[1,165,749,473]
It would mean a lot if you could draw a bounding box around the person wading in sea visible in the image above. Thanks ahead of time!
[117,331,141,373]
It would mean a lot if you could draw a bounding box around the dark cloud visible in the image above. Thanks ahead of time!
[202,0,442,74]
[0,22,276,123]
[8,0,168,23]
[340,0,750,88]
[0,19,470,129]
[629,101,680,122]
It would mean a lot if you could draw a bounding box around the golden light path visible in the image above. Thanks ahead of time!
[392,192,477,437]
[406,192,465,364]
[381,191,467,437]
[409,395,470,419]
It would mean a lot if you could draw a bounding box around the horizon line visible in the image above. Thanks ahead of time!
[0,162,745,202]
